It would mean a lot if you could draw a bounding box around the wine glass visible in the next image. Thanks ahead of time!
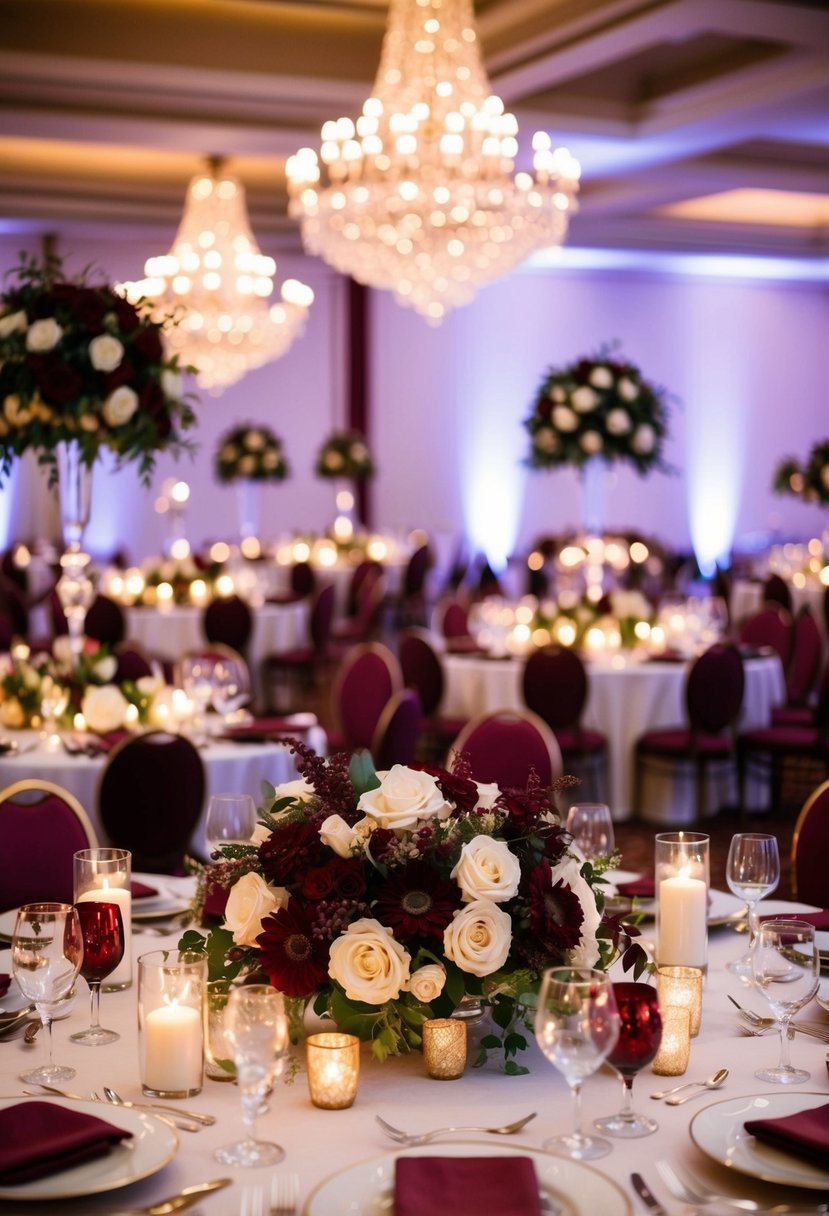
[205,793,257,857]
[725,833,780,976]
[210,656,251,727]
[534,967,620,1160]
[11,902,83,1084]
[593,982,662,1138]
[566,803,615,862]
[752,918,819,1084]
[39,675,69,740]
[214,984,290,1167]
[69,901,125,1046]
[179,655,216,744]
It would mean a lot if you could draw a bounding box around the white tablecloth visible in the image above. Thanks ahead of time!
[442,653,786,822]
[1,896,826,1215]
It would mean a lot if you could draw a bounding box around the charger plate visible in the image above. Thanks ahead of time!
[690,1092,829,1190]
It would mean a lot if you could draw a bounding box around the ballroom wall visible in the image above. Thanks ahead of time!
[1,232,827,573]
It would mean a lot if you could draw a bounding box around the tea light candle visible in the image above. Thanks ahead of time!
[143,1003,203,1095]
[651,1005,691,1076]
[76,880,132,988]
[656,965,703,1036]
[306,1033,360,1109]
[657,870,706,967]
[422,1018,467,1080]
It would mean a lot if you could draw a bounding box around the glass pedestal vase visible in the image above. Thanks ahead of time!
[331,478,356,543]
[580,458,608,600]
[55,440,95,666]
[236,479,262,545]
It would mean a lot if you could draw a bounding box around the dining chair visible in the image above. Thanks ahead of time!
[398,628,468,761]
[521,645,608,801]
[370,688,423,769]
[84,593,127,647]
[260,582,336,712]
[97,730,206,873]
[632,643,745,825]
[327,641,402,753]
[329,571,387,655]
[203,594,253,658]
[762,573,793,614]
[447,707,563,790]
[0,778,99,910]
[770,606,823,727]
[433,595,485,654]
[268,560,317,604]
[790,777,829,906]
[738,604,794,670]
[395,543,433,628]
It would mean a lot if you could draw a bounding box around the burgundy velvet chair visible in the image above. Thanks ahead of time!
[261,582,336,711]
[268,561,317,604]
[0,779,98,911]
[521,646,608,800]
[97,730,206,873]
[791,778,829,906]
[330,572,386,655]
[328,642,402,753]
[434,596,486,655]
[762,573,793,614]
[84,593,126,646]
[398,628,467,759]
[370,688,423,769]
[203,595,253,657]
[633,643,745,825]
[396,543,432,627]
[738,605,794,670]
[770,607,823,727]
[447,708,562,790]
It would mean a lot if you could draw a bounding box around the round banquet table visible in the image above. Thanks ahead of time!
[0,725,327,860]
[442,651,786,823]
[0,895,826,1215]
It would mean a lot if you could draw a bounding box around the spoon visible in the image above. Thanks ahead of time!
[665,1067,729,1105]
[651,1068,728,1101]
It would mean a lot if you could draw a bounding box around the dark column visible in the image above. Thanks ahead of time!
[346,279,370,527]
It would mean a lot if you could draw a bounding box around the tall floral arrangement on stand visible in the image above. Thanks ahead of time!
[315,430,374,481]
[182,745,645,1073]
[772,440,829,505]
[214,424,289,483]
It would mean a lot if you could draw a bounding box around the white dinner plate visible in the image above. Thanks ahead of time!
[816,975,829,1014]
[0,1097,178,1200]
[690,1092,829,1190]
[631,888,746,927]
[131,873,195,921]
[303,1141,632,1216]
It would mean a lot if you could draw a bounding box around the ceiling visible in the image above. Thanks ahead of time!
[1,0,829,268]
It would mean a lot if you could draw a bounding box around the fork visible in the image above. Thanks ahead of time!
[376,1111,536,1145]
[656,1159,829,1213]
[727,997,829,1043]
[270,1172,300,1215]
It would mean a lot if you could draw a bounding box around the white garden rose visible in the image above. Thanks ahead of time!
[579,430,603,454]
[606,408,631,435]
[238,455,256,476]
[224,872,288,947]
[136,675,165,698]
[92,654,118,682]
[549,386,566,403]
[273,777,315,804]
[534,427,558,453]
[407,963,446,1003]
[443,898,511,977]
[617,376,639,402]
[88,333,124,372]
[571,385,599,413]
[451,836,521,904]
[263,450,279,469]
[0,310,27,338]
[324,451,344,470]
[473,782,500,811]
[552,405,578,433]
[102,385,139,427]
[245,430,265,451]
[221,444,237,462]
[632,424,655,454]
[25,317,63,352]
[161,368,183,399]
[81,684,129,733]
[319,813,364,859]
[548,853,602,967]
[351,442,368,462]
[588,365,613,389]
[328,918,411,1005]
[51,636,74,668]
[357,764,451,831]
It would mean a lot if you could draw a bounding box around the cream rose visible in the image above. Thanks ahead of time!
[92,654,118,683]
[0,310,27,338]
[632,424,655,455]
[161,368,183,399]
[451,837,521,904]
[263,450,279,469]
[25,318,63,352]
[245,430,265,451]
[549,386,566,403]
[606,408,631,435]
[224,872,288,947]
[328,918,411,1005]
[571,385,599,413]
[81,684,129,733]
[319,813,363,859]
[324,450,344,470]
[617,376,639,402]
[407,963,446,1003]
[588,365,613,389]
[534,427,558,453]
[238,455,256,476]
[552,405,578,433]
[443,898,511,977]
[136,675,165,698]
[548,854,602,968]
[273,777,315,804]
[357,764,451,831]
[89,333,124,372]
[579,430,602,454]
[473,782,500,811]
[102,386,139,428]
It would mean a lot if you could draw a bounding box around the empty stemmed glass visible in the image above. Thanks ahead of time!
[11,902,83,1084]
[726,832,780,976]
[752,918,819,1084]
[534,967,620,1160]
[210,656,251,728]
[69,901,125,1046]
[205,793,257,857]
[214,984,289,1167]
[179,655,216,744]
[566,803,615,863]
[594,982,663,1138]
[39,675,69,741]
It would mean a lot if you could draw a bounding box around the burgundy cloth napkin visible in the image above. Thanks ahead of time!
[222,716,314,742]
[760,909,829,930]
[745,1101,829,1169]
[130,880,158,900]
[0,1101,132,1184]
[615,875,655,899]
[394,1156,541,1216]
[0,975,9,998]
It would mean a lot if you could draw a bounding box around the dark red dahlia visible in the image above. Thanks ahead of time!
[259,820,321,886]
[522,859,584,955]
[372,860,461,945]
[256,900,330,998]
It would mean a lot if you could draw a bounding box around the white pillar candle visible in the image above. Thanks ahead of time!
[143,1004,202,1095]
[657,873,706,967]
[76,882,132,987]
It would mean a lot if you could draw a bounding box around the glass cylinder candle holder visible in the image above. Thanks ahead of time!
[423,1018,467,1080]
[306,1032,360,1109]
[656,965,703,1037]
[651,1005,691,1076]
[655,832,709,971]
[138,950,206,1098]
[204,983,236,1082]
[73,848,132,990]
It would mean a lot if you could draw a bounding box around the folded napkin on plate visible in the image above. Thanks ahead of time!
[222,716,315,743]
[394,1156,541,1216]
[0,1101,132,1184]
[615,875,655,899]
[759,909,829,930]
[745,1101,829,1169]
[0,975,9,998]
[130,880,158,900]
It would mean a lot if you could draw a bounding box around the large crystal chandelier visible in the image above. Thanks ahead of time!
[285,0,580,323]
[122,162,314,393]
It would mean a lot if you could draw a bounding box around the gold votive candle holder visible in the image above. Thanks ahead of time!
[306,1032,360,1109]
[651,1004,691,1076]
[422,1018,467,1080]
[656,964,703,1037]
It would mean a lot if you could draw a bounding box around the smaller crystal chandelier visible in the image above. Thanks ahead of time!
[286,0,580,323]
[122,160,314,393]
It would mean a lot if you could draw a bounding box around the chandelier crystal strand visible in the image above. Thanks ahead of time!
[121,166,314,393]
[286,0,580,323]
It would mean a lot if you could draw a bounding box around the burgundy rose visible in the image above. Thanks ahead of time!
[132,325,163,360]
[70,288,109,332]
[331,858,366,900]
[139,380,171,439]
[536,398,552,421]
[109,294,142,334]
[102,360,136,393]
[25,354,83,405]
[365,828,396,862]
[259,820,321,886]
[301,864,337,901]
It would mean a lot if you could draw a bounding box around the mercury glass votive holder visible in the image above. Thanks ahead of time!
[306,1032,360,1109]
[422,1018,467,1080]
[656,965,703,1037]
[651,1005,691,1076]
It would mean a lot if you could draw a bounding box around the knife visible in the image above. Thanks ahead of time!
[115,1178,232,1215]
[631,1173,669,1216]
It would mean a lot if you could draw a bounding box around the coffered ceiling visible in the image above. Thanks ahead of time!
[1,0,828,266]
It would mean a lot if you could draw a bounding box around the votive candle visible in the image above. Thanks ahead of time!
[143,1004,202,1094]
[656,965,703,1036]
[655,832,709,970]
[306,1033,360,1109]
[422,1018,467,1080]
[651,1005,691,1076]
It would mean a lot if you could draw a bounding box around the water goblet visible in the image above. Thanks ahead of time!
[210,656,251,727]
[534,967,620,1160]
[726,832,780,976]
[179,655,216,744]
[752,918,819,1084]
[205,793,257,857]
[593,982,662,1138]
[566,803,615,862]
[11,902,83,1084]
[69,901,125,1046]
[214,984,289,1167]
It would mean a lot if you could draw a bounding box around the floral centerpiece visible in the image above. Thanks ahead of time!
[136,555,225,606]
[772,440,829,505]
[215,424,289,483]
[0,252,197,486]
[182,746,644,1072]
[524,344,673,474]
[533,589,655,651]
[315,430,374,481]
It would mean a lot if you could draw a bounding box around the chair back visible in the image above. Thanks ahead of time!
[0,581,29,639]
[437,597,471,640]
[0,779,98,910]
[786,607,822,707]
[291,561,316,600]
[739,605,794,669]
[685,644,745,735]
[403,544,432,597]
[448,708,562,789]
[763,573,792,613]
[791,778,829,905]
[98,731,205,873]
[346,561,383,618]
[399,629,444,718]
[371,689,423,769]
[309,583,336,652]
[331,642,402,750]
[85,594,126,646]
[522,646,588,730]
[203,595,253,655]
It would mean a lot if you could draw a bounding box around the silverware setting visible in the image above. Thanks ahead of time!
[128,1178,232,1216]
[651,1067,728,1101]
[631,1172,669,1216]
[656,1160,829,1214]
[241,1173,299,1216]
[26,1082,209,1133]
[375,1111,536,1145]
[727,996,829,1042]
[98,1085,216,1126]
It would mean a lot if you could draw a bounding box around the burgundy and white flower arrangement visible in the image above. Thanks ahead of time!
[315,430,374,481]
[773,439,829,506]
[214,423,289,483]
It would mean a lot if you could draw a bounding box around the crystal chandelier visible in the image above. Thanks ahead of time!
[122,162,314,393]
[286,0,579,323]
